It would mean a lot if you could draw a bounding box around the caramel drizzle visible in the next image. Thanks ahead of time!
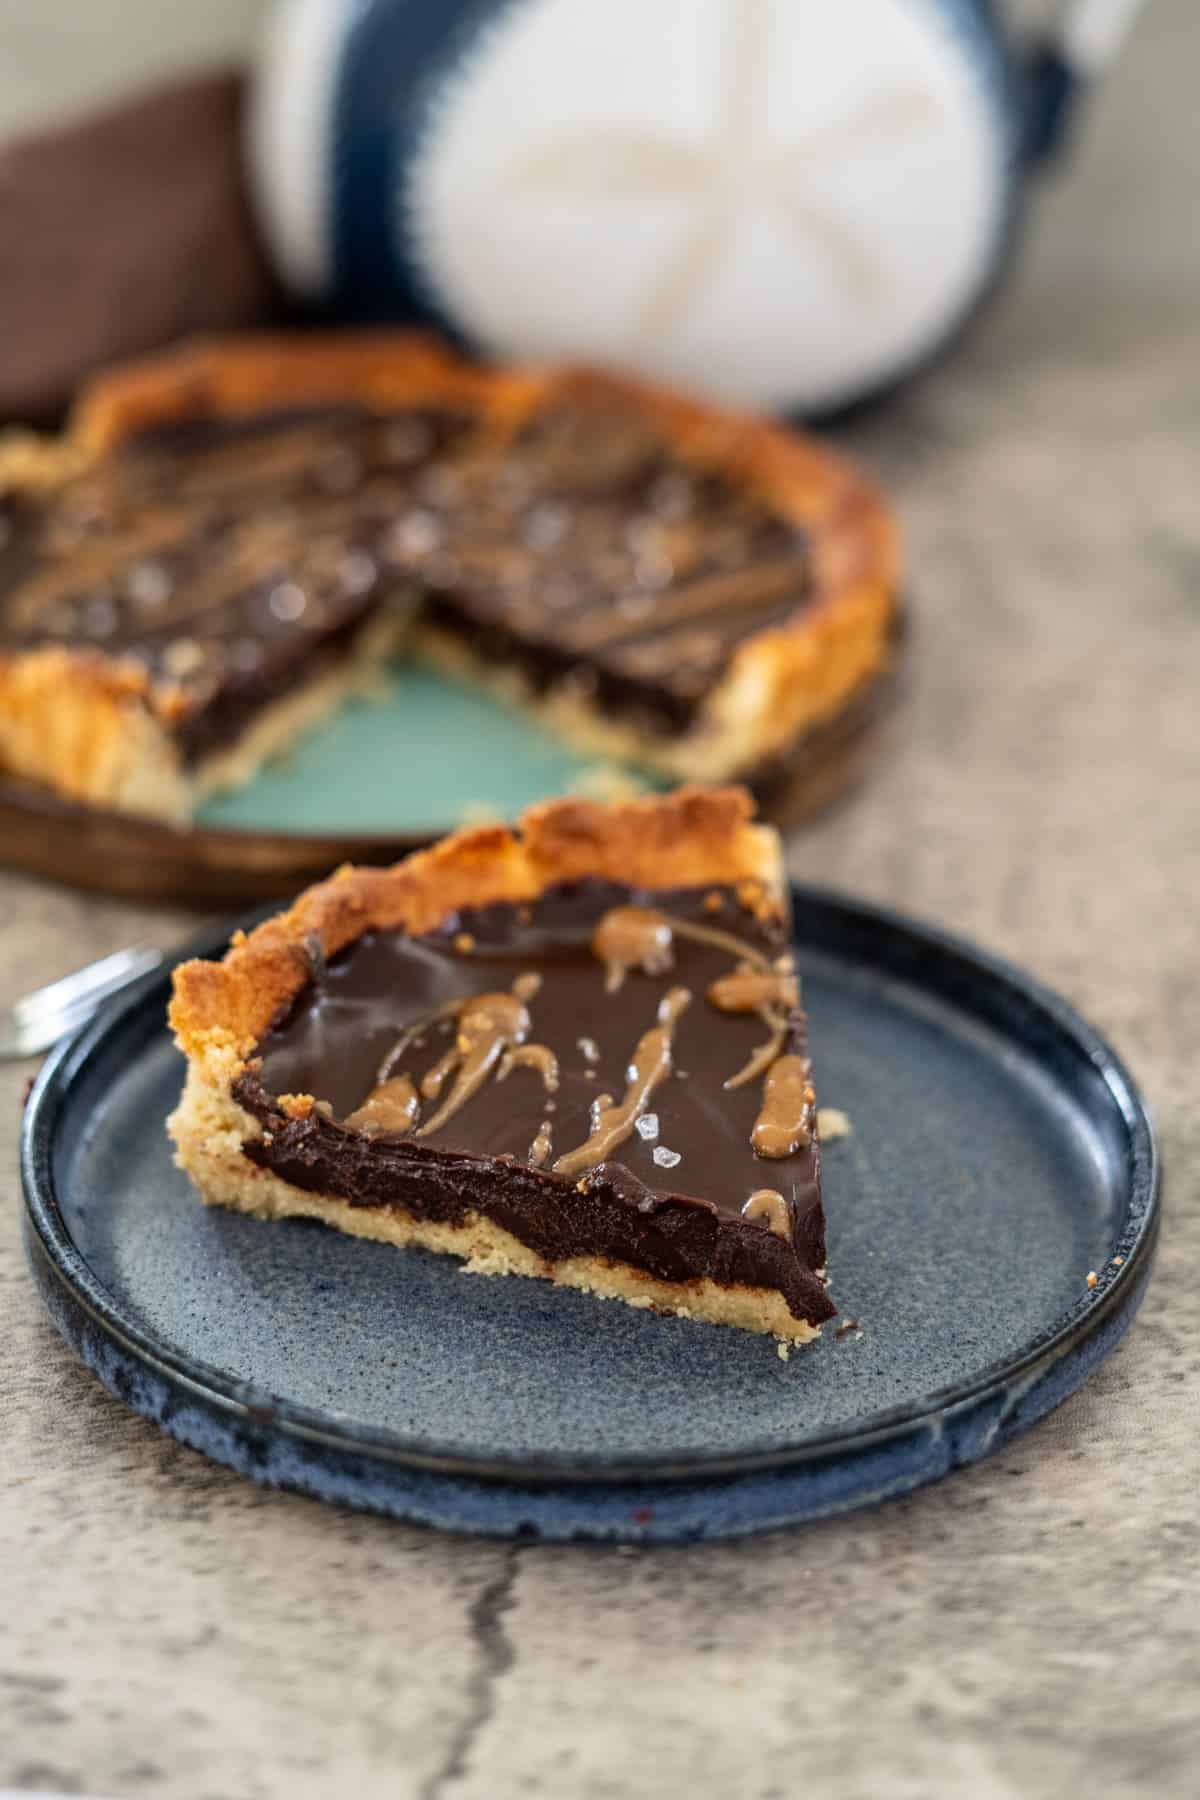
[343,1075,420,1137]
[588,903,815,1164]
[349,970,553,1140]
[741,1189,792,1240]
[751,1056,815,1159]
[562,557,802,652]
[706,959,798,1090]
[155,421,365,502]
[497,1043,560,1091]
[375,1008,458,1088]
[593,905,795,1094]
[592,904,780,996]
[5,409,450,651]
[9,488,387,646]
[372,970,543,1090]
[528,1121,554,1168]
[5,511,188,631]
[707,967,793,1013]
[659,910,777,969]
[339,902,812,1170]
[552,987,691,1177]
[415,986,556,1138]
[592,906,674,993]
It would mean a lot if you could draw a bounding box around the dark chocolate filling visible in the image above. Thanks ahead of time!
[235,881,833,1325]
[1,396,813,762]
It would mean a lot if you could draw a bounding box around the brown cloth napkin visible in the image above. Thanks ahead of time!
[0,68,279,423]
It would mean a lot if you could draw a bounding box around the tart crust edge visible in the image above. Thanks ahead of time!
[169,783,784,1078]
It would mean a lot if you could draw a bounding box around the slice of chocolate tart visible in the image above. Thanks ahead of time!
[168,787,836,1342]
[0,333,897,821]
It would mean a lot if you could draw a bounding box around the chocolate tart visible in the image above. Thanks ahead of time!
[0,334,897,821]
[168,787,836,1342]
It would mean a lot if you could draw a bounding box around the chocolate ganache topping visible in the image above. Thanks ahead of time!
[1,396,813,759]
[234,879,832,1324]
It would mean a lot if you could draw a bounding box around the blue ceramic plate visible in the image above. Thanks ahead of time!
[21,889,1159,1542]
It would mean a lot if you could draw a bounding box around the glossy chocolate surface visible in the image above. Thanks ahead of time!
[1,396,813,758]
[236,881,833,1324]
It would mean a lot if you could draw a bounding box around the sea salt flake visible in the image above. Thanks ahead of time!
[339,549,378,595]
[162,636,207,678]
[387,509,442,561]
[652,1146,681,1169]
[126,560,172,608]
[268,582,307,624]
[635,1113,659,1141]
[522,502,569,552]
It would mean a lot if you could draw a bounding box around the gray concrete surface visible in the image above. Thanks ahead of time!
[2,4,1198,1796]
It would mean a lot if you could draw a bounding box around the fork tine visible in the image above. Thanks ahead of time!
[13,946,161,1027]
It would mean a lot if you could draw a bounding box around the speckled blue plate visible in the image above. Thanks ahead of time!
[21,888,1159,1542]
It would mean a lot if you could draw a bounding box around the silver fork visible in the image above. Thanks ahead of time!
[1,945,165,1061]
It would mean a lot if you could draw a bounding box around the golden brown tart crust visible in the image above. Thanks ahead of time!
[171,784,782,1070]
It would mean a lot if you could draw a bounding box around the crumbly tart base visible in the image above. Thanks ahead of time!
[1,332,899,820]
[168,787,825,1341]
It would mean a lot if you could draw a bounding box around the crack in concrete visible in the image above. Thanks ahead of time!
[422,1543,522,1800]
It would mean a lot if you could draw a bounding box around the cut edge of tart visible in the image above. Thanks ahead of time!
[168,785,836,1343]
[0,612,406,824]
[0,332,898,821]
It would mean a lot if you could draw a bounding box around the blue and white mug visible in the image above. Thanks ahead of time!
[251,0,1144,414]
